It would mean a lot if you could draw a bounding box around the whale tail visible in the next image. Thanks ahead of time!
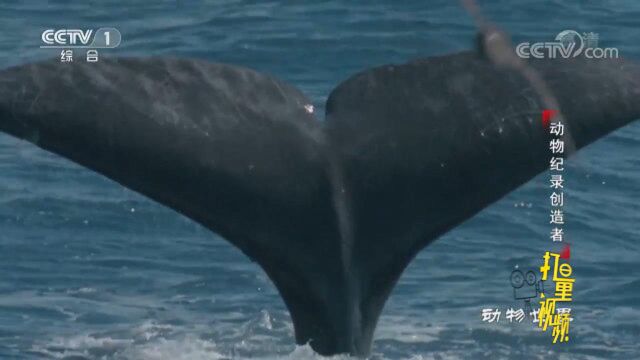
[0,52,638,356]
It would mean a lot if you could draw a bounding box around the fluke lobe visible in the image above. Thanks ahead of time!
[0,44,638,356]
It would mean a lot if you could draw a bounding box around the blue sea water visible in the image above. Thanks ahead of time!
[0,1,639,359]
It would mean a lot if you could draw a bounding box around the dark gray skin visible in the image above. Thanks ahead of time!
[0,48,638,356]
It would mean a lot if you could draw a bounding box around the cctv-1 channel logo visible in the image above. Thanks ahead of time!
[41,28,122,48]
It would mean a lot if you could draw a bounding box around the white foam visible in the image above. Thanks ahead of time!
[120,336,225,360]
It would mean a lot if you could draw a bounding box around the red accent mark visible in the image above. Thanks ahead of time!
[559,244,570,260]
[542,109,557,129]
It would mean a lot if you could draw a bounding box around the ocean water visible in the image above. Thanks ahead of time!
[0,1,639,359]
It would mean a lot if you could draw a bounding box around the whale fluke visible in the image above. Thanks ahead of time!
[0,52,638,356]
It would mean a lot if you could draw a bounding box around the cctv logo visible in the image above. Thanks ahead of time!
[41,29,94,46]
